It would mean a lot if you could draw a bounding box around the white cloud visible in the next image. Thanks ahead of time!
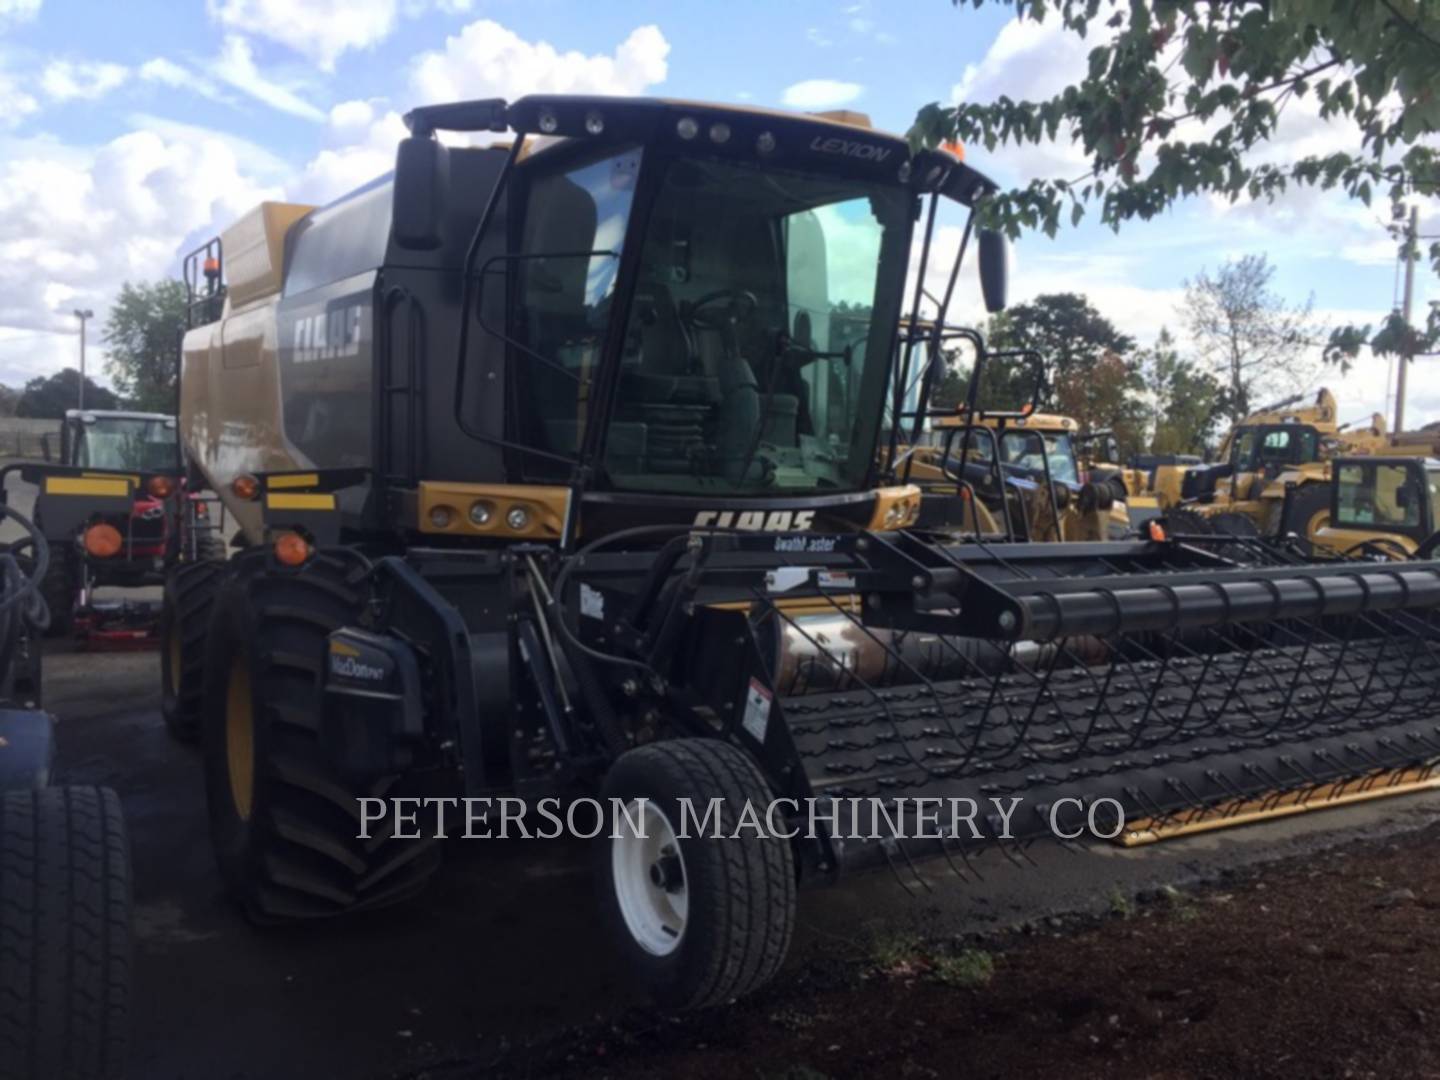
[0,0,40,24]
[40,60,129,102]
[0,63,37,128]
[291,100,407,204]
[138,58,230,104]
[411,22,669,104]
[781,79,863,110]
[211,36,325,121]
[207,0,399,72]
[806,27,834,48]
[0,122,279,385]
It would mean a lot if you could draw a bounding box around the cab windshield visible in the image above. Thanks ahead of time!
[72,416,179,472]
[999,430,1078,485]
[1335,462,1437,531]
[1231,424,1320,473]
[509,149,911,493]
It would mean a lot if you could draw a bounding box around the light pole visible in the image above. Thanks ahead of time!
[73,308,93,410]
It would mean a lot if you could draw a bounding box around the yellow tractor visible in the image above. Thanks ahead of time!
[904,408,1128,541]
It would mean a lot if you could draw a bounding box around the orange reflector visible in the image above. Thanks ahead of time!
[203,257,220,275]
[273,532,310,567]
[1020,403,1035,417]
[83,523,123,558]
[147,475,174,498]
[1148,521,1167,542]
[232,474,259,500]
[941,140,965,161]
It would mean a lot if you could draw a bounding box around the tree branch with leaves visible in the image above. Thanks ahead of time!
[911,0,1440,358]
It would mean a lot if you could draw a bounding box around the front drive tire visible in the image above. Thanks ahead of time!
[0,786,132,1080]
[160,560,227,743]
[201,556,441,923]
[597,739,796,1009]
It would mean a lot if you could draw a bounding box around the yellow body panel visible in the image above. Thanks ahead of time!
[223,202,315,310]
[45,476,131,497]
[419,482,572,540]
[265,493,336,511]
[267,473,321,490]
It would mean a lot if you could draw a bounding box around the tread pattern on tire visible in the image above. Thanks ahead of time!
[208,555,441,922]
[0,786,131,1080]
[190,530,227,563]
[607,739,796,1009]
[161,559,227,742]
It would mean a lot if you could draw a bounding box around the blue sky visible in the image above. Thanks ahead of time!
[0,0,1433,424]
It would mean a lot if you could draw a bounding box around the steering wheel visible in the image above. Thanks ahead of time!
[1342,538,1413,562]
[683,289,759,329]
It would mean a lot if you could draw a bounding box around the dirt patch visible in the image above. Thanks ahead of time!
[478,822,1440,1080]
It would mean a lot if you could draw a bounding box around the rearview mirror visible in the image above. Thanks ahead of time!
[1103,434,1121,464]
[392,136,449,250]
[978,229,1009,313]
[40,434,50,462]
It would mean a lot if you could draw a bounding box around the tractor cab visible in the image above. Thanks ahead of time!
[54,410,182,474]
[908,406,1128,541]
[1315,457,1440,559]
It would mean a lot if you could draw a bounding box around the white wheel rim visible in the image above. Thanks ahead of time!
[611,799,688,957]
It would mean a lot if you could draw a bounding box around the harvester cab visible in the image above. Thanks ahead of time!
[174,94,1440,1011]
[11,409,207,641]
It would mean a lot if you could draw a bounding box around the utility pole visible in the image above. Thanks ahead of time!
[73,308,93,411]
[1394,206,1418,434]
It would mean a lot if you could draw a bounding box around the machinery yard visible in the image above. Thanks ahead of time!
[46,637,1440,1079]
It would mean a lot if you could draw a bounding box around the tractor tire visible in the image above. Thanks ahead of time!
[192,529,228,563]
[1208,512,1261,538]
[38,549,77,639]
[1280,482,1331,543]
[597,739,796,1009]
[1163,508,1214,539]
[0,786,132,1080]
[160,560,227,743]
[201,555,441,923]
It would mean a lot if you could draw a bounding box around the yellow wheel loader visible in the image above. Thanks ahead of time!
[171,94,1440,1009]
[1137,389,1388,549]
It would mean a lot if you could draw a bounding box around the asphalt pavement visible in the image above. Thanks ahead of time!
[41,644,1440,1080]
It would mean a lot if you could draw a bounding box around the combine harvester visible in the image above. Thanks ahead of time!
[174,95,1440,1008]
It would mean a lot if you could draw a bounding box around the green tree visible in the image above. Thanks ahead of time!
[1139,328,1222,454]
[1181,254,1318,425]
[102,279,187,412]
[911,1,1440,357]
[983,292,1143,446]
[16,368,119,419]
